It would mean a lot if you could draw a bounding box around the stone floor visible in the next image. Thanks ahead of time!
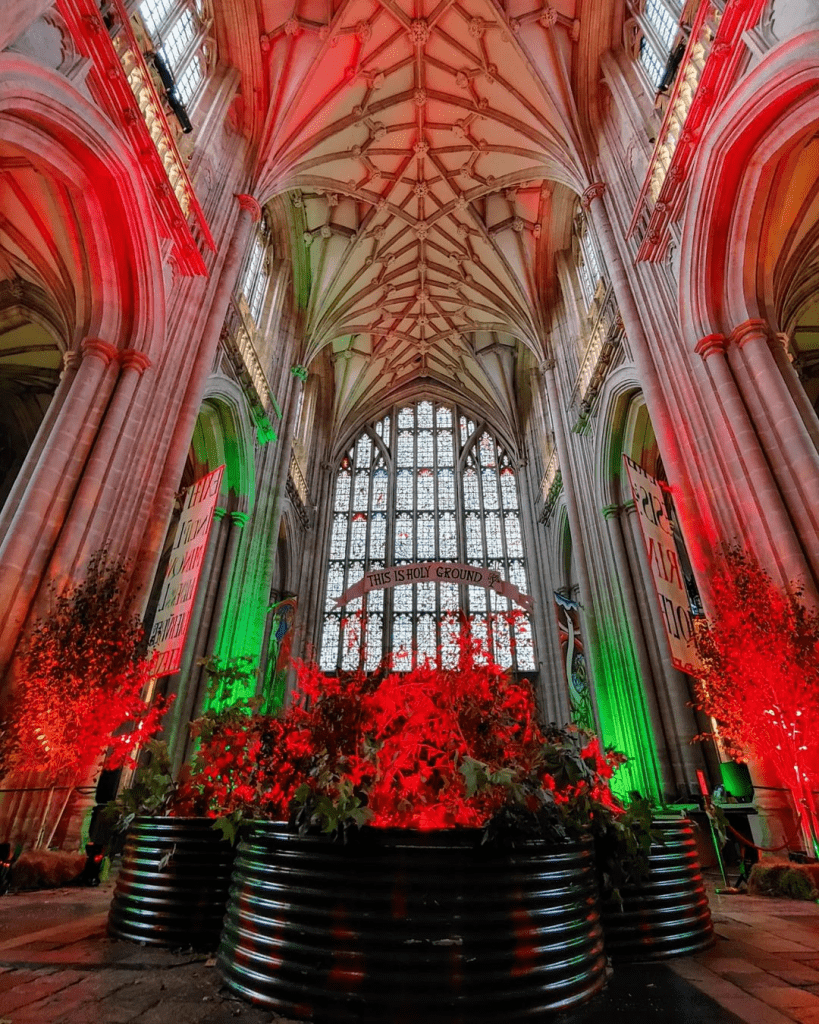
[0,871,816,1023]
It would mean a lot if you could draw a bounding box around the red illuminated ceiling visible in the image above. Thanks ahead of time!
[241,0,598,432]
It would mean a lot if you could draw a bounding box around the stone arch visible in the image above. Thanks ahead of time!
[191,380,257,514]
[679,33,819,342]
[0,55,166,355]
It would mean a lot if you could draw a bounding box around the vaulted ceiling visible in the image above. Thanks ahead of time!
[226,0,614,437]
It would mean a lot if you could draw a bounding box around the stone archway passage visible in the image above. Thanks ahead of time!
[336,560,532,612]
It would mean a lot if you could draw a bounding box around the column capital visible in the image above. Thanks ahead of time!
[230,511,250,527]
[539,358,555,375]
[730,318,771,350]
[235,193,262,222]
[694,333,727,361]
[119,349,152,374]
[621,499,637,516]
[61,348,82,375]
[81,338,119,365]
[581,182,606,209]
[601,503,620,521]
[291,364,309,382]
[213,506,229,520]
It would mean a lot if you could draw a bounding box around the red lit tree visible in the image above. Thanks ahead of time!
[693,547,819,858]
[3,552,167,787]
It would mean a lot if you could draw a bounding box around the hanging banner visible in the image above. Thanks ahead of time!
[335,562,532,612]
[264,597,298,713]
[554,592,595,731]
[148,465,225,677]
[623,455,701,675]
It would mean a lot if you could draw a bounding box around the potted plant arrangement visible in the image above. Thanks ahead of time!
[693,546,819,859]
[598,810,714,961]
[105,658,257,950]
[0,552,168,861]
[209,620,647,1022]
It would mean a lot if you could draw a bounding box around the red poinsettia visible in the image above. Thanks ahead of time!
[180,616,625,841]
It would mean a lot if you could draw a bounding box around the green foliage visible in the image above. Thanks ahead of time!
[292,778,374,837]
[101,741,176,834]
[199,656,260,717]
[595,798,661,905]
[748,862,819,901]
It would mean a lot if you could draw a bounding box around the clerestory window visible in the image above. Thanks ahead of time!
[575,212,605,310]
[320,400,536,674]
[238,217,272,324]
[629,0,683,92]
[138,0,213,108]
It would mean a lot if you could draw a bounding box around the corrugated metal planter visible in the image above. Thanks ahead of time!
[217,822,606,1023]
[108,816,234,949]
[601,817,714,961]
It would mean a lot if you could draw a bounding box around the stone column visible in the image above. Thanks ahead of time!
[204,509,250,660]
[267,365,307,566]
[46,349,153,581]
[771,332,819,452]
[728,319,819,580]
[540,360,603,735]
[601,503,675,794]
[0,338,119,683]
[133,194,262,606]
[694,333,807,587]
[618,500,705,794]
[582,183,711,577]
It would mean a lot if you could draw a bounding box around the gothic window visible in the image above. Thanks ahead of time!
[138,0,213,108]
[238,218,271,323]
[321,401,536,674]
[574,213,605,310]
[628,0,683,92]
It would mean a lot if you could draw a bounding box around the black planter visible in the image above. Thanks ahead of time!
[217,823,606,1023]
[601,816,714,961]
[108,816,234,949]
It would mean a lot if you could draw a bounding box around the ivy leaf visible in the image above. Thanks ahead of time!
[459,756,489,797]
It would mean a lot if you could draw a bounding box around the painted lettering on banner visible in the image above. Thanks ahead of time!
[623,456,701,675]
[149,465,225,677]
[335,562,532,612]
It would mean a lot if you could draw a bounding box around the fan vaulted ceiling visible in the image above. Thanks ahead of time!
[245,0,597,435]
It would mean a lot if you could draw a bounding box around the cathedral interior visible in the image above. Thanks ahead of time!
[0,0,818,852]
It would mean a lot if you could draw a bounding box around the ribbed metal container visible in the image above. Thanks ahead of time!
[601,817,714,961]
[108,816,234,949]
[217,823,606,1023]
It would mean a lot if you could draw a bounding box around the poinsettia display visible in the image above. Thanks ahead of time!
[693,546,819,857]
[176,618,626,844]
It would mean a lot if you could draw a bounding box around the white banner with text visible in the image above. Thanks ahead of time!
[623,456,701,675]
[335,562,532,612]
[149,465,225,676]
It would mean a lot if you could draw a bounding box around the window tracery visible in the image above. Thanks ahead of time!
[138,0,213,108]
[320,401,536,673]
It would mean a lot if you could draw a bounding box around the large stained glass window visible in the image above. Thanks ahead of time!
[321,401,535,673]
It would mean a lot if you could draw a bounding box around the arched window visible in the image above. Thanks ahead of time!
[138,0,213,108]
[628,0,684,91]
[321,401,536,674]
[574,211,605,310]
[238,217,271,324]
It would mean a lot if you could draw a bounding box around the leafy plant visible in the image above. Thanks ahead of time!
[4,551,168,778]
[100,740,176,835]
[197,617,632,855]
[693,546,819,858]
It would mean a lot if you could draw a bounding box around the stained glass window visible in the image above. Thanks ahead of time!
[320,403,536,672]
